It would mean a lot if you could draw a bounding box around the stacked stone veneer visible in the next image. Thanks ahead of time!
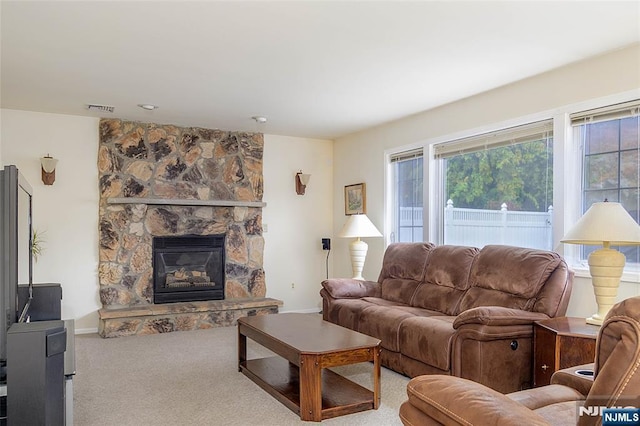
[97,118,281,337]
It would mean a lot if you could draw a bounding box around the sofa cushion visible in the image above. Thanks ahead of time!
[324,298,378,331]
[534,400,583,426]
[399,316,456,371]
[508,384,585,410]
[392,305,445,317]
[378,242,434,282]
[358,306,414,352]
[378,242,434,304]
[412,245,478,315]
[362,297,411,308]
[458,245,563,312]
[381,278,422,304]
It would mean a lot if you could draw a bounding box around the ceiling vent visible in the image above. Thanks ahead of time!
[86,104,115,113]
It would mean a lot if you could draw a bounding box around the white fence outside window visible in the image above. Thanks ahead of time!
[397,207,424,242]
[398,201,553,250]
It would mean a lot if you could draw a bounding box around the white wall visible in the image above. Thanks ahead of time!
[262,135,334,312]
[0,110,334,331]
[1,110,101,331]
[3,44,639,330]
[333,43,640,317]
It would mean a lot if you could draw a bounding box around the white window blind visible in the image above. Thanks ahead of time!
[390,148,423,163]
[570,100,640,126]
[433,120,554,159]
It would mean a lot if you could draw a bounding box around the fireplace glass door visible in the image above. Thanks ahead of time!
[153,235,225,303]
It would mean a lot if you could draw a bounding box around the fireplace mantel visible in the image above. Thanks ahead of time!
[107,197,266,208]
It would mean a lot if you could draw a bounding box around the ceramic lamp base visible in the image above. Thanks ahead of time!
[348,238,369,280]
[586,247,625,326]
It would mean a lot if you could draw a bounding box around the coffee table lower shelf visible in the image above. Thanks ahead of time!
[240,356,375,420]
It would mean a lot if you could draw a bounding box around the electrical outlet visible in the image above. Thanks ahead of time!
[322,238,331,250]
[291,282,295,289]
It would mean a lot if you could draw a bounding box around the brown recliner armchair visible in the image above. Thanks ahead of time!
[399,295,640,425]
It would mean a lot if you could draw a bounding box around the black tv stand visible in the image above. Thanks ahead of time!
[2,283,74,425]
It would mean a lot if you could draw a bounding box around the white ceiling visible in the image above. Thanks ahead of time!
[1,1,639,140]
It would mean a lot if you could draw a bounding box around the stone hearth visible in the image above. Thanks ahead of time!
[97,119,280,336]
[98,298,282,338]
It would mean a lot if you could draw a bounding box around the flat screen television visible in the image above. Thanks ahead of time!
[0,165,34,375]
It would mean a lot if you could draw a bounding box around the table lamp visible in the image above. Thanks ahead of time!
[561,201,640,325]
[338,214,382,280]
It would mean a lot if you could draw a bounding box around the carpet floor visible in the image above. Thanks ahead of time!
[73,319,410,425]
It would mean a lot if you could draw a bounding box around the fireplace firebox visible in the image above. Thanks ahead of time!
[152,235,225,304]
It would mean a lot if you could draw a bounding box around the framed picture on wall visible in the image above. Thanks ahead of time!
[344,183,366,215]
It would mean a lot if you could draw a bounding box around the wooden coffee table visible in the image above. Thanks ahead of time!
[237,313,381,422]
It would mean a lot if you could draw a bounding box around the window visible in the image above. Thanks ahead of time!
[389,149,423,243]
[434,120,554,249]
[572,100,640,264]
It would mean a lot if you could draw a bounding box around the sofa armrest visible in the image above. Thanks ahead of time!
[550,363,595,396]
[453,306,550,329]
[403,375,550,426]
[320,278,381,299]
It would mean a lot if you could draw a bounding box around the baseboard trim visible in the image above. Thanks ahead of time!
[75,327,99,335]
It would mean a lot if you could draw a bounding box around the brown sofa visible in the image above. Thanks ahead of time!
[399,295,640,426]
[320,243,573,393]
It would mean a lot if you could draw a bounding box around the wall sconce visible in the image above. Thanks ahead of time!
[40,155,58,185]
[295,171,311,195]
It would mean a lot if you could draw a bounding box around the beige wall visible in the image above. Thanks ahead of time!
[333,43,640,317]
[0,110,334,331]
[2,44,639,330]
[262,135,333,312]
[1,110,101,331]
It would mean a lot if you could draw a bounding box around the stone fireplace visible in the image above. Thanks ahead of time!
[97,119,282,337]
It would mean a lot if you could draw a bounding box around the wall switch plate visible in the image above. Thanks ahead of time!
[322,238,331,250]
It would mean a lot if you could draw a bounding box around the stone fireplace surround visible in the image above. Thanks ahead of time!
[97,119,282,337]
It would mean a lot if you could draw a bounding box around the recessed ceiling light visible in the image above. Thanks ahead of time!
[138,104,158,111]
[252,116,267,124]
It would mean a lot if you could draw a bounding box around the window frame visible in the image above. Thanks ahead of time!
[384,89,640,281]
[434,119,554,250]
[429,116,559,248]
[384,146,426,245]
[566,100,640,274]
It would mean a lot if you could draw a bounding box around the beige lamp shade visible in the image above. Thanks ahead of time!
[338,214,383,238]
[561,202,640,245]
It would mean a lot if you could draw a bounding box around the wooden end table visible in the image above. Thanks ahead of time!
[238,313,381,422]
[533,317,599,387]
